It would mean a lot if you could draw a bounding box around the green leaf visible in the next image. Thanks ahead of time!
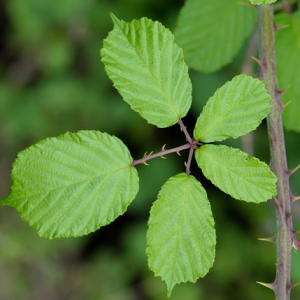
[101,14,192,128]
[147,173,216,295]
[195,145,277,203]
[2,131,139,238]
[275,11,300,132]
[249,0,277,4]
[193,74,271,143]
[174,0,256,72]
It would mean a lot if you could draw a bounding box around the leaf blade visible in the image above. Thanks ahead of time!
[2,131,139,238]
[193,74,271,143]
[147,173,216,295]
[175,0,257,72]
[195,145,277,203]
[101,14,192,128]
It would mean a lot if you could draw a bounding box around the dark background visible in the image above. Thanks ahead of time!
[0,0,300,299]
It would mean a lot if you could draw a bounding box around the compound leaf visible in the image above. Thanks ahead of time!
[101,14,192,128]
[175,0,256,72]
[147,173,216,296]
[195,145,277,203]
[249,0,277,4]
[275,11,300,132]
[2,131,139,238]
[193,74,271,143]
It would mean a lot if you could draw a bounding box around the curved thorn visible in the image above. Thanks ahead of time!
[258,237,276,243]
[288,164,300,177]
[291,282,300,290]
[256,281,275,291]
[176,151,181,156]
[143,162,149,166]
[275,24,289,31]
[292,196,300,203]
[143,151,148,157]
[162,144,166,151]
[251,56,264,70]
[292,239,298,250]
[148,151,153,156]
[267,131,274,145]
[288,208,297,218]
[282,101,292,110]
[184,161,187,167]
[279,84,291,96]
[160,155,166,159]
[274,197,279,209]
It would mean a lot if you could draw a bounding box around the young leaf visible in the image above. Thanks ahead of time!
[175,0,256,72]
[101,14,192,128]
[195,145,277,203]
[147,173,216,296]
[275,11,300,132]
[2,131,139,238]
[249,0,277,4]
[193,74,271,143]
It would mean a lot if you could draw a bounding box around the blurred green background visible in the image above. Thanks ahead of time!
[0,0,300,299]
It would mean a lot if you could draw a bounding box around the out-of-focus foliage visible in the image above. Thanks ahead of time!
[250,0,277,4]
[175,0,256,72]
[0,0,300,299]
[275,10,300,132]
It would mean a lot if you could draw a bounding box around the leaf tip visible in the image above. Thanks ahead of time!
[109,12,120,25]
[166,282,175,298]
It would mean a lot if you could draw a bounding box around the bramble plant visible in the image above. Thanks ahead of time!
[1,0,300,298]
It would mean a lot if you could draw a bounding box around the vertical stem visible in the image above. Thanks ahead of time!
[258,5,293,300]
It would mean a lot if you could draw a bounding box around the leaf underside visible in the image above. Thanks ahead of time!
[175,0,257,72]
[193,74,271,143]
[195,145,277,203]
[2,131,139,238]
[147,173,216,296]
[101,14,192,128]
[275,11,300,132]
